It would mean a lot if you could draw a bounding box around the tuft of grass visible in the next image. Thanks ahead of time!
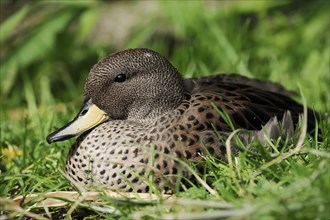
[1,0,329,219]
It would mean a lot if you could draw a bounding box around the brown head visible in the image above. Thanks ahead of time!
[47,48,185,143]
[85,48,185,120]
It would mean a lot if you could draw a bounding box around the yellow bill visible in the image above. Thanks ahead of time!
[47,99,109,144]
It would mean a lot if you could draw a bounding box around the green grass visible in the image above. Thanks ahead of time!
[1,0,329,219]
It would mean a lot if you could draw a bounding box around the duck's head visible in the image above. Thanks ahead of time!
[47,48,185,143]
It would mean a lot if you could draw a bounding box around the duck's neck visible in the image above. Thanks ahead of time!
[127,93,185,120]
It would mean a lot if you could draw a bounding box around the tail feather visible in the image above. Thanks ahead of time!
[255,110,295,144]
[235,111,296,149]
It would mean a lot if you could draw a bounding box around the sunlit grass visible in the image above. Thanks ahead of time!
[0,0,329,219]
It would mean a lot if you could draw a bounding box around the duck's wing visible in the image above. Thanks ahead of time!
[181,76,316,133]
[184,74,296,97]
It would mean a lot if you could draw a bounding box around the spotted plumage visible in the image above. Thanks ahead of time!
[47,48,317,192]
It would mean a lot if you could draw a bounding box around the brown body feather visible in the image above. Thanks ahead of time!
[47,48,318,193]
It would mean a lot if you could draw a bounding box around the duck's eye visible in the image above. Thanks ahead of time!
[114,74,127,82]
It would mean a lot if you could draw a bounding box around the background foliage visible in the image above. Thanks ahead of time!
[0,0,329,219]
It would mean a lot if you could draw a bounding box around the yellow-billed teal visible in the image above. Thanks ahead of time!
[47,48,316,192]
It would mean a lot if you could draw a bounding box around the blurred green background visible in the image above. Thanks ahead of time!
[0,1,329,218]
[1,0,328,111]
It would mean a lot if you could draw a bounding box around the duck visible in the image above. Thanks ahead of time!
[47,48,317,193]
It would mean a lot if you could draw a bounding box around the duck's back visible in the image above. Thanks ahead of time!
[183,74,316,132]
